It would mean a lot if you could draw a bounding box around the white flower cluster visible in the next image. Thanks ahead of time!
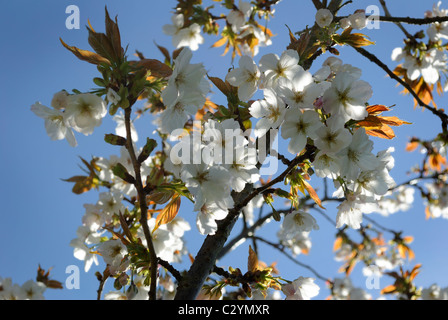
[0,277,46,300]
[375,185,415,217]
[166,118,260,235]
[163,1,272,56]
[331,277,372,300]
[425,180,448,219]
[158,48,209,134]
[277,210,315,256]
[281,276,320,300]
[31,91,107,147]
[70,148,191,273]
[96,145,152,198]
[139,217,191,263]
[338,9,369,30]
[421,283,448,300]
[391,2,448,86]
[162,14,204,51]
[225,49,396,229]
[392,46,448,85]
[426,1,448,42]
[227,0,253,33]
[277,225,312,257]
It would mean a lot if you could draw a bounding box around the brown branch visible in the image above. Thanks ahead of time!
[124,107,159,300]
[217,209,291,260]
[377,15,448,25]
[174,146,317,299]
[378,0,414,41]
[251,236,330,283]
[335,15,448,26]
[311,0,323,10]
[158,258,183,282]
[95,268,110,300]
[351,46,448,134]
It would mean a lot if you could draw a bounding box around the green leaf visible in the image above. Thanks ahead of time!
[112,163,135,184]
[104,133,126,146]
[138,138,158,163]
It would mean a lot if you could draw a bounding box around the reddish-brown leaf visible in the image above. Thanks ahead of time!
[60,38,110,65]
[132,59,173,78]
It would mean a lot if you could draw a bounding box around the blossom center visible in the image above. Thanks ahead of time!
[293,91,304,103]
[267,105,281,122]
[293,213,305,226]
[296,119,309,133]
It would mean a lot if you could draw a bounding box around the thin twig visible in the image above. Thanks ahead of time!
[218,209,291,260]
[377,15,448,25]
[312,206,336,226]
[335,15,448,26]
[124,107,159,300]
[363,215,397,235]
[351,46,448,134]
[379,0,415,41]
[252,236,330,283]
[158,258,182,282]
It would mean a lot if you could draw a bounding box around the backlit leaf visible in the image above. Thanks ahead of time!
[60,38,110,65]
[153,195,181,233]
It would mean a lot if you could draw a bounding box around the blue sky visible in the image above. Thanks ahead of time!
[1,0,447,300]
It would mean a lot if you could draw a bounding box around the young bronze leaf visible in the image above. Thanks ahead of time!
[248,245,259,273]
[365,124,396,139]
[377,116,412,127]
[72,176,95,194]
[302,179,324,209]
[366,104,390,115]
[153,195,181,233]
[207,75,231,96]
[118,211,134,243]
[380,284,397,295]
[211,36,228,49]
[154,42,171,63]
[356,115,383,129]
[147,189,175,205]
[60,38,110,65]
[334,27,375,47]
[104,6,123,60]
[132,59,173,78]
[87,27,117,62]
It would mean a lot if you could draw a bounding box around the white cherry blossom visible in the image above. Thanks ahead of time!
[315,8,333,28]
[259,49,301,88]
[282,277,320,300]
[323,71,372,123]
[281,109,324,154]
[249,88,286,137]
[225,55,261,101]
[31,102,77,147]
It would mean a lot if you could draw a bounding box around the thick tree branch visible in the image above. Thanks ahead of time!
[174,146,316,299]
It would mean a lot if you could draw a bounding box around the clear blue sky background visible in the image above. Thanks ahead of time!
[1,0,447,300]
